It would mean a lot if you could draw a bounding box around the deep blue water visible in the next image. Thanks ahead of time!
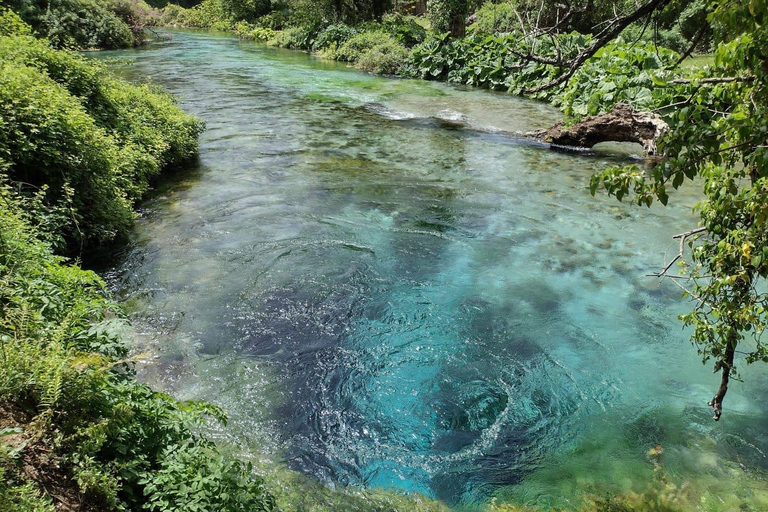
[101,31,768,509]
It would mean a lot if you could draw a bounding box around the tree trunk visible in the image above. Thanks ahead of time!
[708,340,735,421]
[540,103,669,155]
[449,12,465,38]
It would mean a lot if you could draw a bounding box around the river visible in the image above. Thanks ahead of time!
[98,30,768,510]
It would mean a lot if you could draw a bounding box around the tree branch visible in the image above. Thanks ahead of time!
[523,0,673,94]
[671,23,710,68]
[649,227,707,278]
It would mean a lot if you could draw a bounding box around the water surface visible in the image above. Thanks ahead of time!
[102,31,768,509]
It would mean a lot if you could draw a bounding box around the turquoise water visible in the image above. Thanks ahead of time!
[102,32,768,509]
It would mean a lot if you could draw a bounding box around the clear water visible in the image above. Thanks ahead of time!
[101,31,768,509]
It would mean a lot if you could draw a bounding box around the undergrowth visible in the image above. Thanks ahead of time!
[0,169,276,512]
[0,9,275,511]
[0,8,204,253]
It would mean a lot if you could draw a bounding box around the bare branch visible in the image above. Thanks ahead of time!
[523,0,673,94]
[649,227,707,278]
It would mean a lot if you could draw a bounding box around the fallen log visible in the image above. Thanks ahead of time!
[537,103,669,155]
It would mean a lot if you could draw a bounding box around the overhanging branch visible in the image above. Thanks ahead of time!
[522,0,673,94]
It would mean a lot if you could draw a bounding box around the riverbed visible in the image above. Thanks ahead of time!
[99,30,768,510]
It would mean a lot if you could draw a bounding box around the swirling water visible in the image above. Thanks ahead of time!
[102,31,768,509]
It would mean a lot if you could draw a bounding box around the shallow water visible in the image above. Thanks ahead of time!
[101,31,768,509]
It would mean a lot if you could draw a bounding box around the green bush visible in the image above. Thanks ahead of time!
[167,0,232,29]
[158,3,188,25]
[220,0,270,23]
[312,22,357,51]
[406,32,576,94]
[5,0,148,49]
[0,188,276,512]
[469,1,518,35]
[255,9,288,30]
[0,11,204,251]
[379,12,426,47]
[269,24,319,49]
[356,38,409,74]
[335,30,395,61]
[560,41,680,117]
[622,24,688,53]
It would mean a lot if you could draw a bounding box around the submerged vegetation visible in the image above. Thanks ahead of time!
[160,0,768,423]
[2,0,768,509]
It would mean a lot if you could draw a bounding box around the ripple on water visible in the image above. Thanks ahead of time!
[102,31,768,509]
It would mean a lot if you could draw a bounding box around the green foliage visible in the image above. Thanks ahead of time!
[0,14,204,251]
[312,22,358,51]
[0,7,32,36]
[141,442,274,512]
[4,0,157,49]
[622,24,688,53]
[0,183,276,511]
[330,29,408,73]
[0,472,55,512]
[233,20,276,41]
[406,31,586,95]
[469,1,518,35]
[378,12,426,47]
[334,29,391,60]
[355,37,408,74]
[590,0,768,402]
[269,23,319,49]
[561,41,680,117]
[427,0,469,35]
[220,0,271,23]
[164,0,232,29]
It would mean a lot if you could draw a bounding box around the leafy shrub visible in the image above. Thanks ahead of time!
[0,7,32,36]
[5,0,148,49]
[379,12,426,47]
[142,442,274,512]
[312,22,357,51]
[0,12,204,251]
[561,41,680,117]
[220,0,271,23]
[469,1,519,35]
[0,189,276,512]
[112,0,161,41]
[158,3,188,26]
[334,30,395,61]
[256,9,288,30]
[356,38,409,74]
[167,0,232,29]
[406,32,583,94]
[233,20,275,41]
[249,26,276,41]
[622,23,688,53]
[269,24,319,49]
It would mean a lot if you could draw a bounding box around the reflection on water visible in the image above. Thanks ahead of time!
[102,31,768,509]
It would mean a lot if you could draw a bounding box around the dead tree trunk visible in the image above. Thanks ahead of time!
[540,103,669,155]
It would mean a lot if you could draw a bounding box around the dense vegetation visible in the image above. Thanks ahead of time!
[5,0,164,49]
[0,8,279,511]
[2,0,767,509]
